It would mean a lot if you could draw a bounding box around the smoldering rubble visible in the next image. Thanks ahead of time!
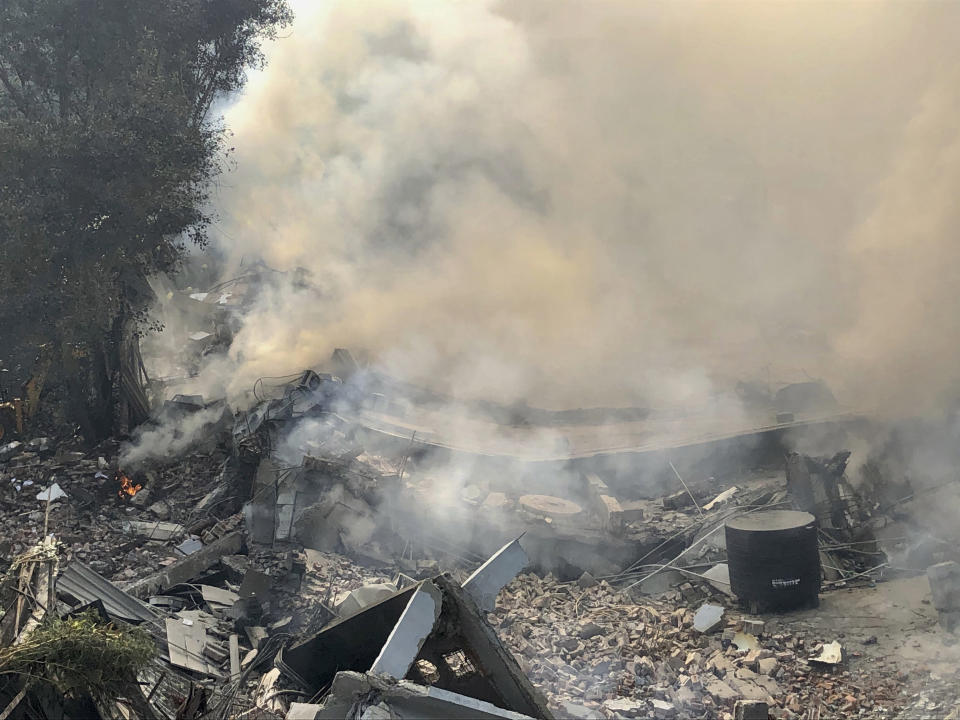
[3,295,960,720]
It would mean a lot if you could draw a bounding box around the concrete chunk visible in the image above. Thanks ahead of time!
[757,657,778,676]
[663,490,693,510]
[705,677,738,703]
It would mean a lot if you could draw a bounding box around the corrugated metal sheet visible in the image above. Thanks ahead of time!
[58,561,162,625]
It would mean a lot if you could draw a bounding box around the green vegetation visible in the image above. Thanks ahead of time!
[0,0,292,438]
[0,610,155,701]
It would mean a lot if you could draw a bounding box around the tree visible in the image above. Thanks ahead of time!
[0,0,292,439]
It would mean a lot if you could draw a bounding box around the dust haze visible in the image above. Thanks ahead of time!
[185,0,960,414]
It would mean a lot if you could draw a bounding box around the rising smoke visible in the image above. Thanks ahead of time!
[162,0,960,417]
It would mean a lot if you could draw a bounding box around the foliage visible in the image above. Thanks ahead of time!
[0,610,155,701]
[0,0,291,435]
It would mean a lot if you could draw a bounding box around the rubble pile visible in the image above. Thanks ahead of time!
[0,440,227,583]
[495,573,932,719]
[1,341,959,718]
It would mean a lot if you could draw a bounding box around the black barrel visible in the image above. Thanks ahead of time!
[725,510,820,611]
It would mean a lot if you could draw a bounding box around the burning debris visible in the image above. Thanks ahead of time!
[117,472,143,498]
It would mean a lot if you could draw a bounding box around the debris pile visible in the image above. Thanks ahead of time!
[0,342,958,718]
[494,572,926,719]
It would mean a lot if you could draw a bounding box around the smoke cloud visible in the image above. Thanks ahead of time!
[180,0,960,415]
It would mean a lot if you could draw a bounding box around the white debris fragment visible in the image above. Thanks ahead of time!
[732,631,760,652]
[704,486,737,511]
[693,603,725,633]
[36,482,67,502]
[810,640,843,665]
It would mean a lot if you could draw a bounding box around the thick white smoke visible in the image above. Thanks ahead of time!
[167,0,960,416]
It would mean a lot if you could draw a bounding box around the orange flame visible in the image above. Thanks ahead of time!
[117,472,142,498]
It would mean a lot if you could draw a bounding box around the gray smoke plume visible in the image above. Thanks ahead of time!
[153,0,960,421]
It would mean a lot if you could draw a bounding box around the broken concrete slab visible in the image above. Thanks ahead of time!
[244,457,279,544]
[619,500,645,523]
[229,633,240,680]
[122,520,185,541]
[199,584,239,608]
[313,671,539,720]
[577,572,597,589]
[165,617,223,677]
[462,537,529,613]
[693,603,724,633]
[757,657,778,676]
[705,677,738,704]
[125,531,243,599]
[370,581,443,679]
[129,487,153,508]
[335,582,398,617]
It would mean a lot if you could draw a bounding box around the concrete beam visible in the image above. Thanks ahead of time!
[124,531,243,600]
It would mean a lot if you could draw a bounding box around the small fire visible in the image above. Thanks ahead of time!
[117,472,142,498]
